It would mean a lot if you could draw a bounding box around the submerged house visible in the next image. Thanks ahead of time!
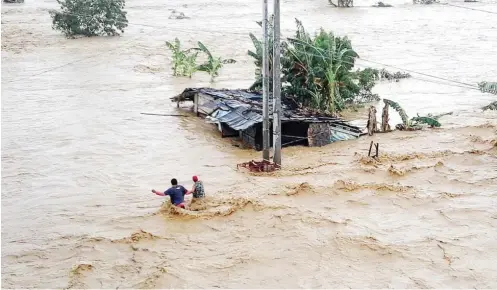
[172,88,364,150]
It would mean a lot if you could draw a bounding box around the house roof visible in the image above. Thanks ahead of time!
[172,88,363,133]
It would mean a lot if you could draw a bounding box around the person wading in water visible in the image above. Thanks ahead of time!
[152,178,190,209]
[187,175,205,199]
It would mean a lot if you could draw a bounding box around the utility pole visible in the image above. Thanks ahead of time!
[272,0,282,166]
[262,0,270,161]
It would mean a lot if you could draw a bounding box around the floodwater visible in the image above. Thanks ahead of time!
[2,0,497,288]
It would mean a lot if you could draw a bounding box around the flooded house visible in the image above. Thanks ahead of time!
[172,88,365,150]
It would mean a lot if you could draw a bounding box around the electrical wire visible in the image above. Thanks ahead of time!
[5,9,487,92]
[443,3,497,14]
[4,17,177,84]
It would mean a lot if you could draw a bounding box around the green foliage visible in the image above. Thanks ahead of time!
[477,81,496,111]
[426,112,452,120]
[411,116,441,128]
[165,38,198,78]
[49,0,128,37]
[183,52,199,78]
[478,81,497,95]
[383,99,409,126]
[246,20,414,113]
[281,19,360,112]
[247,19,395,113]
[248,15,275,90]
[355,68,380,102]
[378,69,411,80]
[195,41,236,82]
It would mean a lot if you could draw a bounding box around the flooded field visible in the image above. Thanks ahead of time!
[2,0,497,288]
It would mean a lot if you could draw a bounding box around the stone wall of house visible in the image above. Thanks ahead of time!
[307,123,332,147]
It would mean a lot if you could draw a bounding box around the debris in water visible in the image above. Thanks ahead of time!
[237,160,280,172]
[168,10,189,19]
[482,101,497,111]
[71,263,93,274]
[368,141,379,158]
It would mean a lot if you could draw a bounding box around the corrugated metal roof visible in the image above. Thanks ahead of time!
[330,129,358,142]
[214,106,263,131]
[172,88,364,135]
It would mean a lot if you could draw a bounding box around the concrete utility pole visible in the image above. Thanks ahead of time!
[272,0,282,165]
[262,0,270,161]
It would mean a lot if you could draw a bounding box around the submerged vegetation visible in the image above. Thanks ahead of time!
[165,39,236,81]
[478,81,496,110]
[165,38,198,78]
[49,0,128,37]
[247,18,411,114]
[194,41,236,82]
[478,81,497,95]
[382,99,446,131]
[281,20,361,112]
[328,0,354,7]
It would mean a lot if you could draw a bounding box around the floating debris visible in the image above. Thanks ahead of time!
[372,2,393,7]
[237,160,280,172]
[482,101,497,111]
[168,10,189,19]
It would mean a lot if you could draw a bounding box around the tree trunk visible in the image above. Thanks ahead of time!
[381,102,391,132]
[367,106,377,136]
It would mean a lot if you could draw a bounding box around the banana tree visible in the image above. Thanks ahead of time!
[195,41,236,82]
[282,19,359,113]
[183,51,199,78]
[165,38,186,76]
[383,99,409,126]
[248,15,275,90]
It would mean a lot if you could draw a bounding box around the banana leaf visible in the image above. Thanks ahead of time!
[383,99,409,126]
[411,116,441,127]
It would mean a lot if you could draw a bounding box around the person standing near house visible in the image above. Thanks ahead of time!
[187,175,205,199]
[152,178,190,208]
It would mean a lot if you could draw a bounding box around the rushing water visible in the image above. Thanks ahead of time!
[2,0,497,288]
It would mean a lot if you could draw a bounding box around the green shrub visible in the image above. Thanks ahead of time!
[49,0,128,37]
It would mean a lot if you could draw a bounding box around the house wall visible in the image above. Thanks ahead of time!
[241,124,263,151]
[195,93,218,116]
[307,123,332,147]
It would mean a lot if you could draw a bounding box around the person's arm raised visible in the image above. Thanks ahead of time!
[152,189,166,196]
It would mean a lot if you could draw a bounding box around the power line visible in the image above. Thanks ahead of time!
[357,58,480,89]
[4,11,486,92]
[284,36,481,90]
[408,76,482,91]
[5,27,166,84]
[443,3,497,14]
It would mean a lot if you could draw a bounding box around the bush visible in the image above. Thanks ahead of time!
[49,0,128,37]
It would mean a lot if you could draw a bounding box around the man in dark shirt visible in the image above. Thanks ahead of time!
[152,178,190,208]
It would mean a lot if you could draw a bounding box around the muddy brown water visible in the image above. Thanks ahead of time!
[2,0,497,288]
